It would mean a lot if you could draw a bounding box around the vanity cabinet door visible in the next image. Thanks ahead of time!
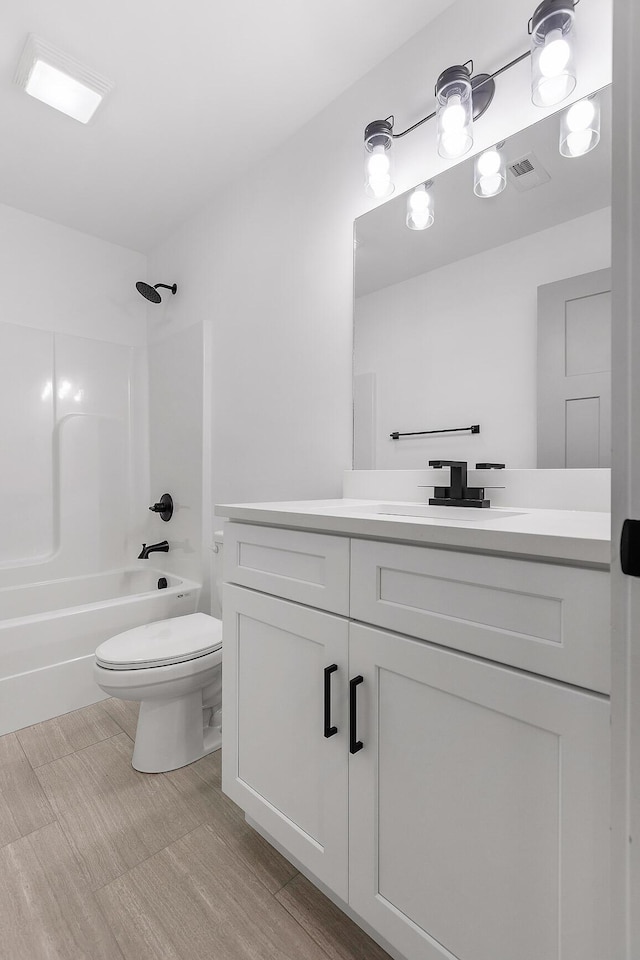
[348,623,610,960]
[222,584,349,899]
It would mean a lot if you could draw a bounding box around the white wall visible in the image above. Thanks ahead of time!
[354,207,612,469]
[0,203,149,586]
[146,323,204,592]
[145,0,612,597]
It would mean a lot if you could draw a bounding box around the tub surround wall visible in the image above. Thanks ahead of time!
[0,203,156,729]
[146,322,205,600]
[0,203,149,587]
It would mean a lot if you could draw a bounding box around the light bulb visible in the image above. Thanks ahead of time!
[559,95,600,158]
[409,185,430,212]
[441,131,472,158]
[530,2,577,107]
[474,146,506,198]
[477,149,501,177]
[364,121,395,199]
[441,95,466,131]
[367,146,390,177]
[478,174,503,197]
[565,130,592,156]
[566,97,595,132]
[436,65,474,159]
[406,184,434,231]
[539,28,571,77]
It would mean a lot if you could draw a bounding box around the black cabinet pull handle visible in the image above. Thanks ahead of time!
[324,664,338,738]
[621,519,640,576]
[349,675,364,754]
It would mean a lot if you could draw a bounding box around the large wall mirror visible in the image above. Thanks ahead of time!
[353,85,612,471]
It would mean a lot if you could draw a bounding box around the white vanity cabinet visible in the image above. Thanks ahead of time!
[348,622,610,960]
[223,583,350,899]
[222,520,610,960]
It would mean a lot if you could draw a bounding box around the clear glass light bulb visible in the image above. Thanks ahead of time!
[565,130,593,157]
[441,94,466,131]
[474,146,506,198]
[366,144,393,198]
[409,188,430,212]
[367,146,390,177]
[441,131,470,157]
[406,184,434,230]
[559,95,600,158]
[477,149,501,178]
[566,98,596,132]
[539,28,571,77]
[479,174,503,197]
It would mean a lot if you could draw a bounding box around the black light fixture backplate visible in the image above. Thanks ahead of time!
[471,74,496,120]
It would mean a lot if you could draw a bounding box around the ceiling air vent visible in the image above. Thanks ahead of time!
[506,152,551,192]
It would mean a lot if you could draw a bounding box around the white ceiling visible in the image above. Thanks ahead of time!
[0,0,455,252]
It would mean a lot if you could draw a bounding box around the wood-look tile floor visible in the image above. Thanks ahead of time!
[0,700,391,960]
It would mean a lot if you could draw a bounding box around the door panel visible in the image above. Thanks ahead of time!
[349,622,610,960]
[537,268,611,467]
[223,584,349,898]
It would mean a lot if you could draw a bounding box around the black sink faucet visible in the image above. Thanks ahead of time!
[138,540,170,559]
[428,460,490,509]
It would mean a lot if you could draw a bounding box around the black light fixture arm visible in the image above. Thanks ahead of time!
[388,50,532,141]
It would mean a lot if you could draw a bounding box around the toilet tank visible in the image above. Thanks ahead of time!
[210,530,224,619]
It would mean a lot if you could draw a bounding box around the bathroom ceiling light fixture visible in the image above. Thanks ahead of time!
[14,35,114,124]
[474,143,507,197]
[559,94,600,157]
[136,281,178,304]
[406,181,435,230]
[364,119,395,198]
[529,0,578,107]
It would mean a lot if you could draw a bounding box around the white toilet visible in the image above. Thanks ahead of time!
[94,612,222,773]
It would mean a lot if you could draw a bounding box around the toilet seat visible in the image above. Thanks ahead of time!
[95,612,222,670]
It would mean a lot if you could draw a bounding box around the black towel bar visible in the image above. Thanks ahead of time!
[390,424,480,440]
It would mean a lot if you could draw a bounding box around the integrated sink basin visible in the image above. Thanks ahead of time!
[374,504,526,522]
[310,501,527,523]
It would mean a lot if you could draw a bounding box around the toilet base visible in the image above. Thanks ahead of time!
[132,693,221,773]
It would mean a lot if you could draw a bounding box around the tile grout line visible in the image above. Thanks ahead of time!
[31,730,134,772]
[15,701,131,771]
[21,713,300,920]
[91,820,212,895]
[0,815,61,854]
[272,884,343,960]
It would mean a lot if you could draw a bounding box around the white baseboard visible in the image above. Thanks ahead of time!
[0,654,108,736]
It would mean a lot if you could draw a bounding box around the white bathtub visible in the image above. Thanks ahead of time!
[0,567,200,735]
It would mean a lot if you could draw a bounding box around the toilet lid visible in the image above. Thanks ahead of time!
[95,612,222,670]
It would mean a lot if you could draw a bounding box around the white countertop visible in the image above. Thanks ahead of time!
[215,499,611,567]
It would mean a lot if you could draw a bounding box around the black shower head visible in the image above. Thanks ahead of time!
[136,281,177,303]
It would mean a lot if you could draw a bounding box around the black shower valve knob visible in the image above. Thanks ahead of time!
[148,493,173,522]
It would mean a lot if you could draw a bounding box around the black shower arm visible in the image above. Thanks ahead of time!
[154,283,175,291]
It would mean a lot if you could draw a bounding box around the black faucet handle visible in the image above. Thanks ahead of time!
[148,493,173,522]
[428,460,468,469]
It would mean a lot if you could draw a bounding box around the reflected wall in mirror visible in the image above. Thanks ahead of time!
[353,86,611,470]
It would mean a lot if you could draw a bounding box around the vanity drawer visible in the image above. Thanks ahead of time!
[350,539,610,692]
[224,522,350,615]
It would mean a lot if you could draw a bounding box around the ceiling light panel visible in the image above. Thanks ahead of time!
[14,34,114,124]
